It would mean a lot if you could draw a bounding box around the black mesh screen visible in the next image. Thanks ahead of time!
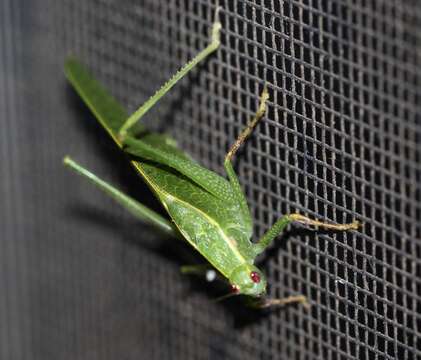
[2,0,421,359]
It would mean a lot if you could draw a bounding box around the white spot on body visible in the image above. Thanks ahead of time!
[206,270,216,282]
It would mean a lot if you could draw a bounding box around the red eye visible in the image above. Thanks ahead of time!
[230,284,240,293]
[250,271,261,283]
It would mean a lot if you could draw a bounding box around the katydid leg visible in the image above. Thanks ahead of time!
[180,265,219,282]
[253,213,360,255]
[118,8,222,139]
[225,86,269,163]
[223,86,269,224]
[252,295,310,309]
[63,156,178,237]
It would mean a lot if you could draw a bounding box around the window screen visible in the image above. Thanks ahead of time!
[1,0,420,359]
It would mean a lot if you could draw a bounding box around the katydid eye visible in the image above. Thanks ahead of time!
[230,284,240,293]
[250,271,261,283]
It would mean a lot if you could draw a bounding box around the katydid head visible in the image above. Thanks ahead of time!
[229,264,267,297]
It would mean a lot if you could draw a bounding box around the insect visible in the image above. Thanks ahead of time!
[63,8,359,308]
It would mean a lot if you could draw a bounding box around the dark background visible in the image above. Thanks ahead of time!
[1,0,421,359]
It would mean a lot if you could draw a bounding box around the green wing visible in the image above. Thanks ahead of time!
[64,58,255,261]
[65,58,132,145]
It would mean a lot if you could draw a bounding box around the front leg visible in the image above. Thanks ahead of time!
[253,213,360,255]
[180,264,220,283]
[248,295,310,309]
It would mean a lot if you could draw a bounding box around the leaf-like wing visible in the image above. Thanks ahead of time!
[65,58,130,146]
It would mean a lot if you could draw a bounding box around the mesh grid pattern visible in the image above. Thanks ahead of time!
[2,0,421,359]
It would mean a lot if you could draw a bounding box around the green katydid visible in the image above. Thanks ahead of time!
[63,8,359,308]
